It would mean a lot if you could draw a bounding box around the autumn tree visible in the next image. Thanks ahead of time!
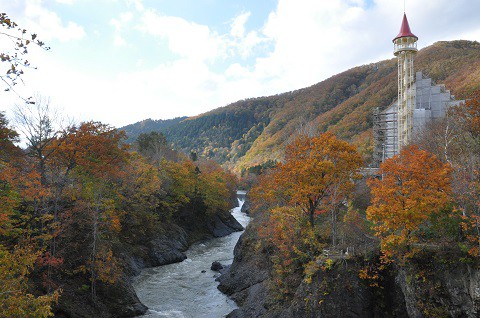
[253,132,363,245]
[0,112,23,237]
[447,91,480,256]
[411,117,458,165]
[197,159,237,215]
[14,95,65,186]
[0,111,21,160]
[0,245,59,318]
[159,159,196,215]
[257,206,325,297]
[47,122,128,299]
[249,133,362,297]
[452,90,480,138]
[366,145,453,261]
[12,99,69,290]
[0,113,59,317]
[135,131,177,163]
[118,153,163,242]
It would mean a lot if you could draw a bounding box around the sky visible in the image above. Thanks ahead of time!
[2,0,480,128]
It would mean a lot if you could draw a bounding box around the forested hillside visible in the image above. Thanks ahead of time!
[121,117,187,143]
[121,40,480,172]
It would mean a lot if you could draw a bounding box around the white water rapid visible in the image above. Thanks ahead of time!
[133,191,249,318]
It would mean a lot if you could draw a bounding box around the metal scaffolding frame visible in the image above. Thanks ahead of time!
[372,107,397,168]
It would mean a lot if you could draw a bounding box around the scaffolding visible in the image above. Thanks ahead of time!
[372,71,463,167]
[372,106,397,167]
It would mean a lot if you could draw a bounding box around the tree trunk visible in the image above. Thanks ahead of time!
[90,206,99,301]
[331,208,337,247]
[308,199,315,228]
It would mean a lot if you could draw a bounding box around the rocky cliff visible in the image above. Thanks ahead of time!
[219,212,480,318]
[55,207,243,318]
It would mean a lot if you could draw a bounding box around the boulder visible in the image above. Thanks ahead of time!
[211,261,224,271]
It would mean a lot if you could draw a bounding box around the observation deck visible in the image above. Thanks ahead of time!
[394,39,418,55]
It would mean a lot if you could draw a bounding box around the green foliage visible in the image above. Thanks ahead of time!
[242,160,277,176]
[120,117,187,143]
[137,131,167,153]
[135,131,178,162]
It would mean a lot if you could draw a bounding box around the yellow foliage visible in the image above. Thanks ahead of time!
[0,244,59,317]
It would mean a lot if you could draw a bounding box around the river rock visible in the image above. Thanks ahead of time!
[240,198,250,215]
[226,309,244,318]
[209,213,244,237]
[98,276,148,317]
[211,261,224,271]
[220,204,480,318]
[217,214,271,318]
[148,225,189,266]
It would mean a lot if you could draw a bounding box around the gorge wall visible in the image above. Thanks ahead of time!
[219,206,480,318]
[55,205,243,318]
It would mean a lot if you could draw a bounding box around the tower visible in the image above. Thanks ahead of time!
[393,13,417,151]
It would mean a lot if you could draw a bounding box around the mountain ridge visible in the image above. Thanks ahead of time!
[120,40,480,172]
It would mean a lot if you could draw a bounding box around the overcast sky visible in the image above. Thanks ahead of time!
[2,0,480,128]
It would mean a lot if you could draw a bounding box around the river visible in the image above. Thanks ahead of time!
[133,191,249,318]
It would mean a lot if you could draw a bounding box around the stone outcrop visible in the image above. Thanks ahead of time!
[219,214,480,318]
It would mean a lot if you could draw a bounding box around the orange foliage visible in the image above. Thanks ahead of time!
[449,90,480,136]
[0,244,59,317]
[367,145,453,261]
[48,122,129,181]
[252,132,362,232]
[251,133,362,295]
[92,246,122,285]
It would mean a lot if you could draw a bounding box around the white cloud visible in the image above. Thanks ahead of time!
[240,0,480,93]
[228,12,266,59]
[125,0,144,12]
[55,0,75,4]
[113,34,126,46]
[257,0,373,89]
[230,12,250,38]
[138,10,226,61]
[4,0,480,129]
[23,0,85,42]
[110,11,134,46]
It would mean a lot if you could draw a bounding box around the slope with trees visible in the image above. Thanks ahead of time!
[219,89,480,318]
[120,117,187,144]
[121,40,480,172]
[0,103,242,317]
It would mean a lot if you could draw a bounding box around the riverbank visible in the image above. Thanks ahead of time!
[54,200,244,318]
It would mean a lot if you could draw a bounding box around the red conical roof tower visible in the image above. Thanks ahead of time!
[393,13,417,42]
